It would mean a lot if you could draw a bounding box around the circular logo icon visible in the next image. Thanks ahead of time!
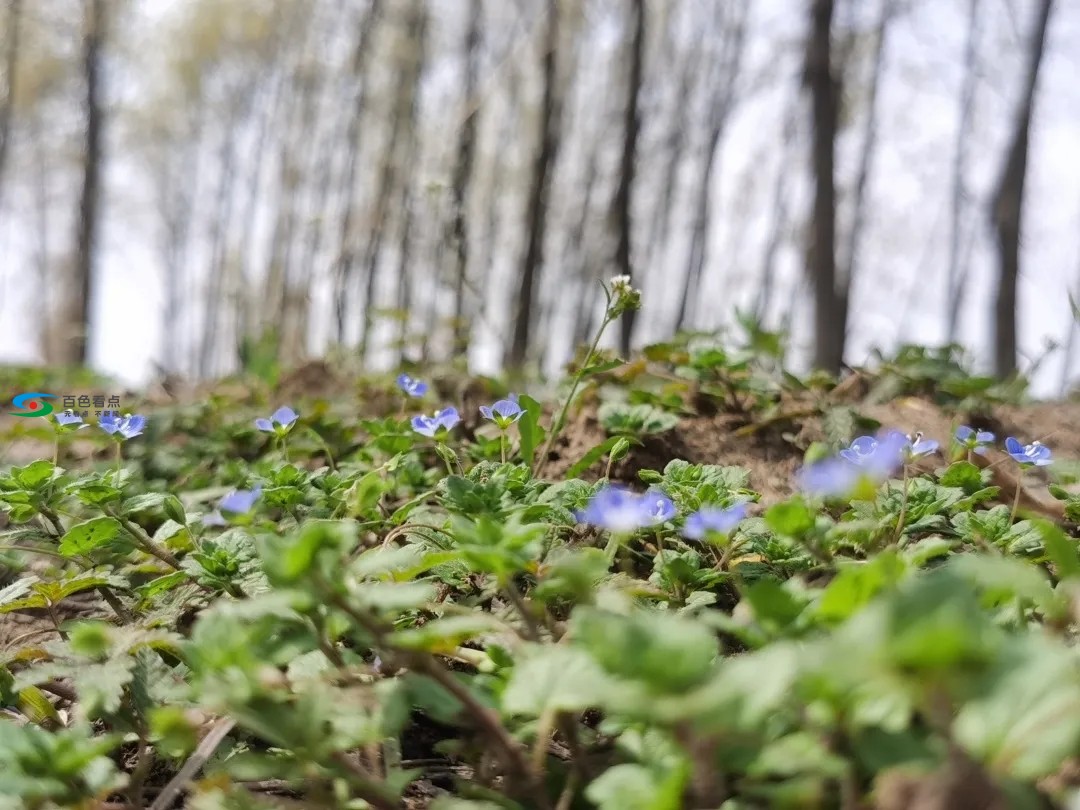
[10,393,56,417]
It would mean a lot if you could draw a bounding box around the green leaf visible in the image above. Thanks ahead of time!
[1036,519,1080,581]
[585,762,688,810]
[517,395,544,468]
[58,517,124,556]
[765,498,815,537]
[11,461,56,491]
[815,552,908,623]
[565,436,626,479]
[502,645,614,716]
[741,578,805,633]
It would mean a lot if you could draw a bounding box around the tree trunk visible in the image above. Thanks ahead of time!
[945,0,981,344]
[506,0,561,369]
[990,0,1052,379]
[840,0,891,301]
[449,0,481,356]
[0,0,23,212]
[614,0,645,356]
[804,0,844,375]
[674,1,748,333]
[68,0,106,366]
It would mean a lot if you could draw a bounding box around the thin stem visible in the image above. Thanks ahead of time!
[893,465,910,544]
[534,310,616,477]
[500,431,507,464]
[114,442,122,480]
[503,578,542,641]
[1011,467,1024,524]
[110,510,182,569]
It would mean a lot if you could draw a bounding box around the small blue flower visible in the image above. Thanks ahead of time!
[255,406,298,435]
[643,489,677,524]
[54,410,89,430]
[204,486,262,526]
[1004,437,1052,467]
[479,398,524,429]
[397,373,428,398]
[683,502,747,540]
[796,456,861,498]
[576,486,654,533]
[99,412,146,440]
[411,407,461,438]
[904,432,939,460]
[839,430,907,479]
[955,425,995,455]
[219,486,262,514]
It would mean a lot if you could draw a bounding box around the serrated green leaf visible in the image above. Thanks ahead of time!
[58,517,123,556]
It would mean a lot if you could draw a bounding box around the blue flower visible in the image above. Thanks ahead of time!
[99,412,146,440]
[479,398,524,429]
[219,486,261,514]
[204,485,262,526]
[955,425,995,455]
[397,373,428,398]
[1004,437,1052,467]
[576,486,655,533]
[643,489,677,524]
[839,431,907,479]
[411,407,461,438]
[255,406,298,435]
[683,502,747,540]
[796,456,861,498]
[54,410,89,431]
[904,432,939,460]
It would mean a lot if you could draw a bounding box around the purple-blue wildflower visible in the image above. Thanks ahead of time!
[683,502,747,540]
[955,426,995,455]
[397,373,428,398]
[480,398,524,429]
[412,407,461,438]
[99,413,146,440]
[643,489,677,524]
[796,455,861,498]
[54,410,89,430]
[204,486,262,526]
[839,430,908,479]
[904,432,939,459]
[576,486,656,533]
[1004,437,1052,467]
[255,406,298,434]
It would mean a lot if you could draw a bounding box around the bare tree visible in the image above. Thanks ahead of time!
[990,0,1053,379]
[66,0,106,366]
[673,1,749,333]
[449,0,481,356]
[0,0,23,210]
[331,0,383,345]
[753,89,799,322]
[804,0,844,374]
[945,0,981,344]
[840,0,892,301]
[506,0,561,369]
[614,0,645,356]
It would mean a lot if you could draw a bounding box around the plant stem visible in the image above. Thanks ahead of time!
[893,466,910,544]
[110,511,182,569]
[1010,468,1024,524]
[533,311,615,477]
[500,431,507,464]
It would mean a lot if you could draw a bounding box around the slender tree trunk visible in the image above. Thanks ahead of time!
[990,0,1053,379]
[754,91,799,322]
[840,0,891,299]
[0,0,23,211]
[804,0,844,375]
[945,0,981,344]
[358,0,425,363]
[506,1,561,369]
[450,0,481,356]
[614,0,645,356]
[674,1,748,333]
[331,0,382,345]
[68,0,106,366]
[31,110,50,359]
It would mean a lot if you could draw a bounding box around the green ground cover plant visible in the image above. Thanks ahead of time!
[1,280,1079,809]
